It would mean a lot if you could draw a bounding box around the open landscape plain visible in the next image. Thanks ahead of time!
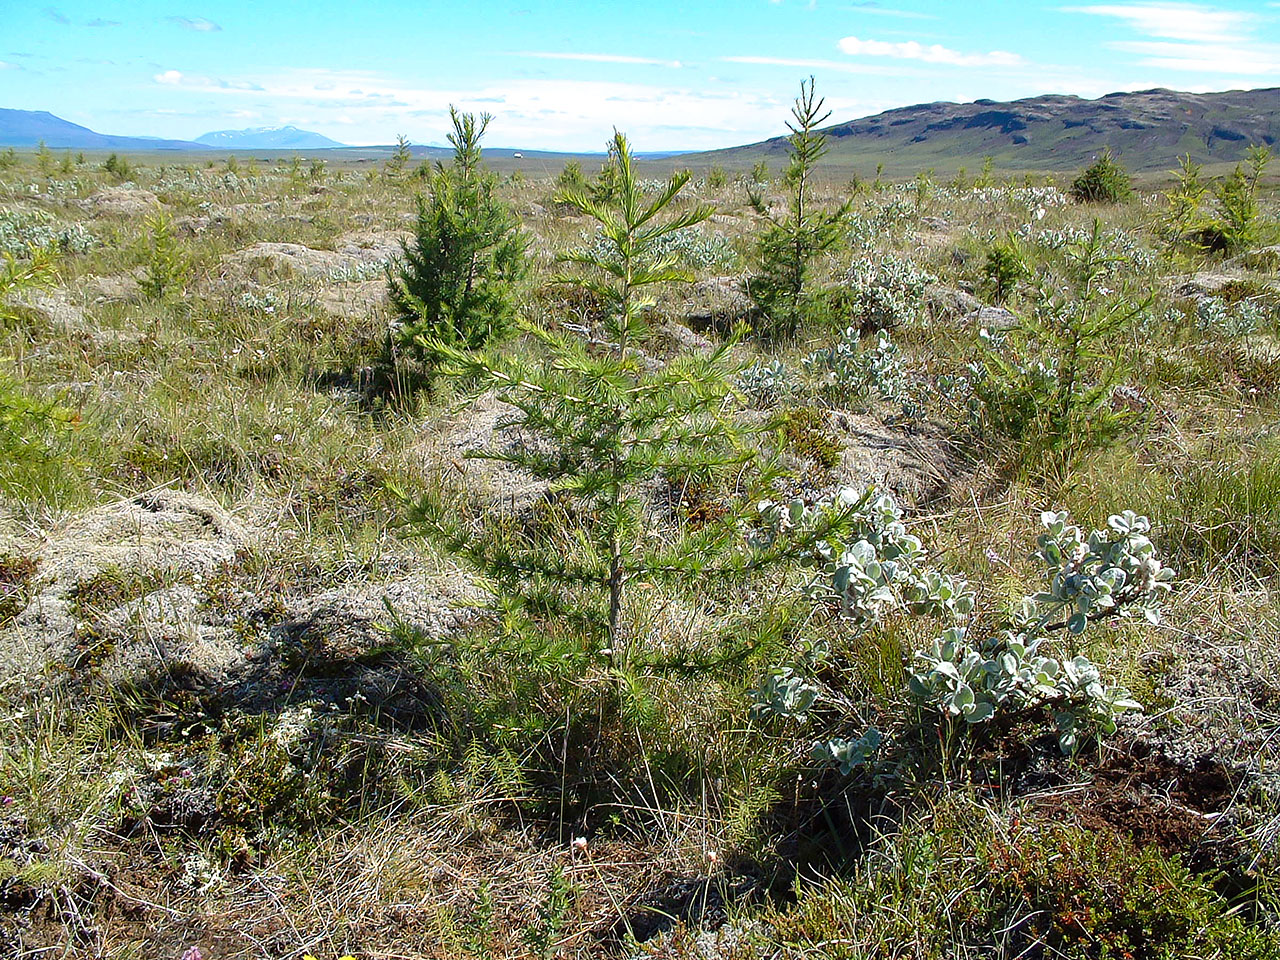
[1,96,1280,959]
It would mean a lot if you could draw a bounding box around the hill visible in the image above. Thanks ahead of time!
[0,108,202,151]
[686,87,1280,175]
[194,125,346,149]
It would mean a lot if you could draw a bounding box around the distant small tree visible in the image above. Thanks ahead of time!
[74,151,85,166]
[1161,154,1207,243]
[35,140,54,176]
[0,148,17,171]
[589,154,624,204]
[913,169,933,213]
[58,150,73,174]
[707,165,728,189]
[555,160,587,192]
[750,160,770,185]
[387,108,528,369]
[1206,144,1271,254]
[1070,147,1132,203]
[102,152,133,180]
[385,133,412,180]
[138,209,190,300]
[974,155,995,189]
[747,77,852,339]
[981,237,1028,304]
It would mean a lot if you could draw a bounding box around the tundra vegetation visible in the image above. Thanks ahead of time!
[0,81,1279,959]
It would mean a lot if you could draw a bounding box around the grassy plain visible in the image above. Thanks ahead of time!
[0,144,1279,959]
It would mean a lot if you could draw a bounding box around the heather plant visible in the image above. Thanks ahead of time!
[747,78,852,339]
[387,108,528,371]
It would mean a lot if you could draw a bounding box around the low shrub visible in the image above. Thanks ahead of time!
[1071,148,1133,204]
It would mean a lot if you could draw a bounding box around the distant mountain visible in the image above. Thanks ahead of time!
[0,108,202,150]
[687,87,1280,174]
[194,125,345,149]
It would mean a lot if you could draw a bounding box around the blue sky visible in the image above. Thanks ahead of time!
[3,1,1279,150]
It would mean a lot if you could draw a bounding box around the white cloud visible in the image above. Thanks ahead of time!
[1066,3,1280,75]
[513,51,684,68]
[721,55,911,75]
[1063,3,1252,42]
[153,69,264,90]
[152,67,872,150]
[1110,40,1280,74]
[848,3,937,19]
[0,61,16,70]
[166,16,221,32]
[837,35,1023,66]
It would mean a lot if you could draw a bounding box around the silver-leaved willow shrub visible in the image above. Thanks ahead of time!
[749,488,1174,761]
[734,327,920,419]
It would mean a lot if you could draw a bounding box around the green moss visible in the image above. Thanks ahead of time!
[781,406,842,469]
